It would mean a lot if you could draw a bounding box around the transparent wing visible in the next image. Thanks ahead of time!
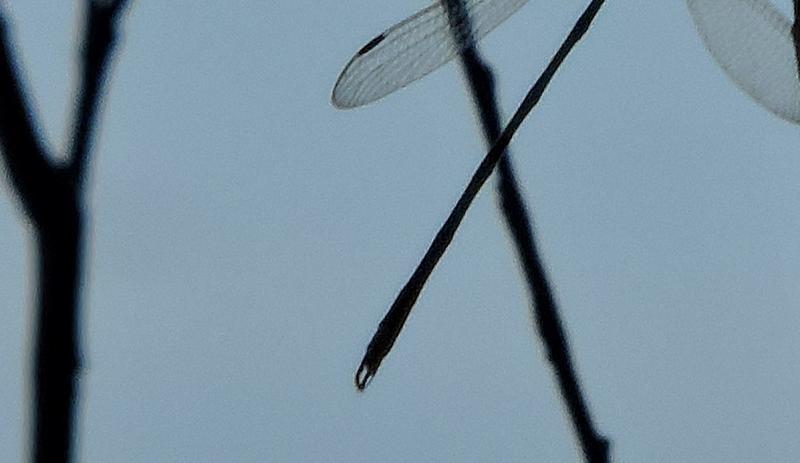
[686,0,800,124]
[332,0,530,109]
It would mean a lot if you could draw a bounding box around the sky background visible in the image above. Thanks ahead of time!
[1,1,800,461]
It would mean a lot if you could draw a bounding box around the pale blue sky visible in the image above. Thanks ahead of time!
[1,1,799,461]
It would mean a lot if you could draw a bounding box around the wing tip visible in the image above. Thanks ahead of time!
[331,52,366,109]
[686,0,800,126]
[331,81,359,109]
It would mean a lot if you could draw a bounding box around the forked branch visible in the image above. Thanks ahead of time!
[0,2,131,462]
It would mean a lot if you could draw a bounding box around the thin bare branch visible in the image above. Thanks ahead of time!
[446,2,610,459]
[793,0,800,78]
[69,0,131,188]
[0,13,56,221]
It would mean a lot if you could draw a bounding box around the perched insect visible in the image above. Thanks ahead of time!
[332,0,800,124]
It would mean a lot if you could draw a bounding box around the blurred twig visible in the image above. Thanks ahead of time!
[793,0,800,78]
[444,1,610,460]
[0,1,130,461]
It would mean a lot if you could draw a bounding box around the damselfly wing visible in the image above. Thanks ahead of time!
[331,0,529,108]
[686,0,800,124]
[333,1,800,123]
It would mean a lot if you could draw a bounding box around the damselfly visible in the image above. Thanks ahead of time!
[332,0,800,124]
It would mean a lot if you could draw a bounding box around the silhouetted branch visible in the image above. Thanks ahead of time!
[0,2,130,462]
[356,0,607,390]
[70,0,130,188]
[443,1,610,460]
[0,17,55,222]
[793,0,800,78]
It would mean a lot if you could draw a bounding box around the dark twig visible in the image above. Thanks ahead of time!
[444,1,610,460]
[0,2,130,462]
[70,0,130,188]
[356,0,607,393]
[0,18,53,222]
[793,0,800,79]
